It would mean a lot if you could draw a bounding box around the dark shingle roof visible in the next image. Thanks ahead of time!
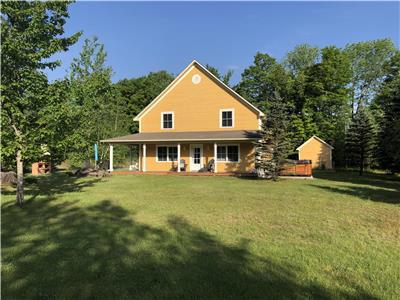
[101,130,261,143]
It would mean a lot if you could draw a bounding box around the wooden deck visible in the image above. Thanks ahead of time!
[111,171,256,177]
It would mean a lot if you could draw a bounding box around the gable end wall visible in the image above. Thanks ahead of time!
[140,65,260,132]
[298,138,332,169]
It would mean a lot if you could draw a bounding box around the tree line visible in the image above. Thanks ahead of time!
[1,1,399,205]
[238,42,399,177]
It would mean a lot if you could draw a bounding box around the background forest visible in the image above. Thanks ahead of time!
[1,2,399,177]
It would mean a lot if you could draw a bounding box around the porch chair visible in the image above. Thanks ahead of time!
[206,159,215,173]
[179,159,187,172]
[129,162,139,171]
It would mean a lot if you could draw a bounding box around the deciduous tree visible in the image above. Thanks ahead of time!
[1,1,80,206]
[344,39,396,115]
[113,71,174,133]
[66,36,130,166]
[303,46,352,165]
[205,64,234,86]
[284,44,319,76]
[235,52,292,111]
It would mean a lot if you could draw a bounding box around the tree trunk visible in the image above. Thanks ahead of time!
[114,113,119,131]
[11,123,24,207]
[16,149,24,207]
[359,150,364,176]
[350,83,356,118]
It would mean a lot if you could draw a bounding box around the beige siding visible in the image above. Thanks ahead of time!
[141,142,255,173]
[298,138,332,169]
[140,65,259,132]
[204,143,255,173]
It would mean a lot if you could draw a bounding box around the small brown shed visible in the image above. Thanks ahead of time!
[296,135,333,169]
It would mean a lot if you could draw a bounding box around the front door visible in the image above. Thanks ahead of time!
[190,144,203,172]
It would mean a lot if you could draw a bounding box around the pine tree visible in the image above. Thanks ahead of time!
[255,92,290,179]
[346,107,375,175]
[376,52,400,174]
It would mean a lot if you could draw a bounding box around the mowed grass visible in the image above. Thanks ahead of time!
[1,171,399,299]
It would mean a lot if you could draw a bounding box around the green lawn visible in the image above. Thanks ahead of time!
[2,171,399,299]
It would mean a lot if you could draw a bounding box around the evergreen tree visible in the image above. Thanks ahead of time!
[345,108,375,175]
[255,92,290,179]
[376,52,400,173]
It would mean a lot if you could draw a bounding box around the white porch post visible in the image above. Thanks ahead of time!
[143,144,147,172]
[177,143,181,172]
[109,144,114,172]
[214,142,218,173]
[138,144,142,171]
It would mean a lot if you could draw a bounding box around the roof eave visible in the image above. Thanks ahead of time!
[296,135,334,150]
[101,137,260,143]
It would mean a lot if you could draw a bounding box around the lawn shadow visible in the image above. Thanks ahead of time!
[1,196,377,299]
[1,172,102,204]
[312,171,400,204]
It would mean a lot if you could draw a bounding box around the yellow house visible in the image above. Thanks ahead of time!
[101,60,264,173]
[296,135,333,169]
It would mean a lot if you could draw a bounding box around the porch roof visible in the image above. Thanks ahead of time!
[101,130,261,143]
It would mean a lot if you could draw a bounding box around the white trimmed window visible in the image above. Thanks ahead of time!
[161,112,174,129]
[220,109,234,128]
[157,146,177,162]
[216,145,239,162]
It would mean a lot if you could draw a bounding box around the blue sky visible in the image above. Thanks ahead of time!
[47,1,399,84]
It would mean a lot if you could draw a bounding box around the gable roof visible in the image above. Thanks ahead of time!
[133,60,264,121]
[296,135,334,151]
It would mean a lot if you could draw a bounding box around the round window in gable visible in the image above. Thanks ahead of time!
[192,74,201,84]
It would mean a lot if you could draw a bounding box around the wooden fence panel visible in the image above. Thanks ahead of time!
[280,161,312,177]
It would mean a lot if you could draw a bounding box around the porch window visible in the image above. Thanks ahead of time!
[217,146,226,161]
[216,145,239,162]
[168,146,177,161]
[157,146,168,161]
[162,112,174,129]
[220,109,234,128]
[227,145,239,162]
[157,146,178,162]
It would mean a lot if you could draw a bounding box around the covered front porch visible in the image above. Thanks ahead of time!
[109,170,256,177]
[101,130,260,174]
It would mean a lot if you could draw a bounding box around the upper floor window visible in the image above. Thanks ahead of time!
[220,109,234,128]
[162,112,174,129]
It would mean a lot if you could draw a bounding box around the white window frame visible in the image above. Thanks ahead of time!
[219,108,234,128]
[156,145,178,162]
[216,144,240,163]
[161,112,174,130]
